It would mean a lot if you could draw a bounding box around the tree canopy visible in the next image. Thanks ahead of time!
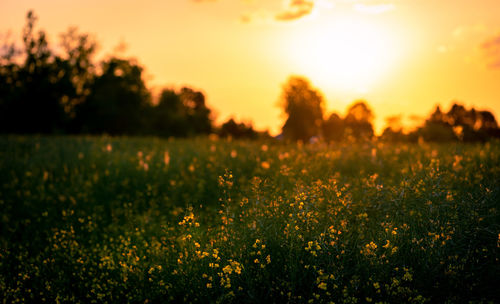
[280,76,324,142]
[0,10,213,138]
[1,11,499,143]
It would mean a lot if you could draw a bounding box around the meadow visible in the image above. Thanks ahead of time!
[0,136,499,303]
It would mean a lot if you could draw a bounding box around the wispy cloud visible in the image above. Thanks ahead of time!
[353,3,395,14]
[240,10,273,24]
[275,0,315,21]
[481,33,500,69]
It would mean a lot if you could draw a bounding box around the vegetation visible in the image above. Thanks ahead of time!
[2,11,499,143]
[0,11,215,138]
[1,136,499,303]
[280,76,325,142]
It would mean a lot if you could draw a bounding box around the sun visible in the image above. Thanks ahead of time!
[287,17,398,93]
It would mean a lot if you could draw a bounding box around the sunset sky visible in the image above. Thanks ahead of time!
[1,0,500,134]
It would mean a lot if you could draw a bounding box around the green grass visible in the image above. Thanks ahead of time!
[1,136,499,303]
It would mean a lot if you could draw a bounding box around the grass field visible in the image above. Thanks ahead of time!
[1,136,499,303]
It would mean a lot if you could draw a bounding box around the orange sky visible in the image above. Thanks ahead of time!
[1,0,500,134]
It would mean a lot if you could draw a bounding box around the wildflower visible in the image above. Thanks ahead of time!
[232,262,242,274]
[222,265,233,274]
[164,151,170,165]
[318,282,327,290]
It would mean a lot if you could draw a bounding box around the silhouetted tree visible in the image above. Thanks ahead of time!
[416,105,457,141]
[74,57,151,135]
[1,11,69,133]
[0,11,98,134]
[0,32,21,132]
[445,103,500,141]
[179,87,212,135]
[58,27,97,121]
[151,87,212,137]
[413,103,500,142]
[478,110,500,139]
[380,115,407,142]
[152,89,186,137]
[344,100,374,140]
[280,76,324,142]
[477,110,498,130]
[1,10,220,137]
[219,118,258,139]
[322,113,344,142]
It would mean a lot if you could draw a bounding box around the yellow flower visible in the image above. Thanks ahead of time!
[318,282,327,290]
[261,161,270,169]
[222,265,233,274]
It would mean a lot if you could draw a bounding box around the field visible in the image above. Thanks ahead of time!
[0,136,499,303]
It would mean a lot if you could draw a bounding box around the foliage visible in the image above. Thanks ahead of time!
[1,136,499,303]
[152,87,212,138]
[280,76,324,142]
[219,118,258,139]
[0,11,68,133]
[344,100,375,141]
[2,11,500,144]
[322,113,345,142]
[0,11,213,138]
[408,104,500,143]
[74,58,152,135]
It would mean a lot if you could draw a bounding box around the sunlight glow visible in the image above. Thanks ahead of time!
[288,17,399,93]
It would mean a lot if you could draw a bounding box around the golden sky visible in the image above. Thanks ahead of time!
[1,0,500,134]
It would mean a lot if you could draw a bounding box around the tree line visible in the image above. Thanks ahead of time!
[280,76,500,143]
[1,11,499,142]
[0,11,264,139]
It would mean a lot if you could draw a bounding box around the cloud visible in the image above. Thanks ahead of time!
[481,33,500,69]
[240,10,273,24]
[353,3,395,14]
[275,0,315,21]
